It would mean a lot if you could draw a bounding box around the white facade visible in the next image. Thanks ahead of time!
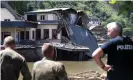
[1,28,16,39]
[29,28,36,40]
[1,28,35,42]
[24,13,58,21]
[1,8,61,44]
[1,8,17,21]
[25,12,61,40]
[1,8,20,43]
[1,8,34,42]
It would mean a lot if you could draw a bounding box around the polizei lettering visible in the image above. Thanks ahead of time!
[117,45,133,50]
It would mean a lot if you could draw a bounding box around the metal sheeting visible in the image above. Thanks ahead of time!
[1,21,37,28]
[51,42,89,51]
[53,8,98,57]
[67,24,98,57]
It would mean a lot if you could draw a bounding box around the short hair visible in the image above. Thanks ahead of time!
[4,36,15,46]
[106,22,123,36]
[42,43,53,56]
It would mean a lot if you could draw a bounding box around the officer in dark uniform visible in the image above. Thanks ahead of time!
[92,22,133,80]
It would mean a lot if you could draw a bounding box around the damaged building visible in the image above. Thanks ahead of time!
[1,2,99,61]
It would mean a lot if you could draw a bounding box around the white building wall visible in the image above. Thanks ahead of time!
[36,13,56,21]
[37,14,42,21]
[1,8,16,21]
[24,14,27,20]
[49,29,52,39]
[48,14,53,20]
[29,28,36,40]
[37,13,47,21]
[57,31,61,39]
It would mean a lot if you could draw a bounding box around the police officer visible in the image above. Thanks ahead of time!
[0,36,31,80]
[92,22,133,80]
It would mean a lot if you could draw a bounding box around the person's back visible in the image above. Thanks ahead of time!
[108,36,133,80]
[32,43,68,80]
[32,57,67,80]
[0,36,31,80]
[106,36,133,66]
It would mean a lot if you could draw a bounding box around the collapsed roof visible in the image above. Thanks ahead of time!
[52,8,98,57]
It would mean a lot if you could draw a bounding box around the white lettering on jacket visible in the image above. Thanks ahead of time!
[117,45,133,50]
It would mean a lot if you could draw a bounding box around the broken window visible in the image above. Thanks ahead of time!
[52,29,57,39]
[27,15,37,21]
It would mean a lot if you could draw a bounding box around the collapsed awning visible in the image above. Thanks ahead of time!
[1,21,37,28]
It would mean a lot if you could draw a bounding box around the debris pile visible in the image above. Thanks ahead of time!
[51,42,89,51]
[68,70,106,80]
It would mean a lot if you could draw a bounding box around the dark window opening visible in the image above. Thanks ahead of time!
[1,32,11,44]
[20,31,24,40]
[52,29,57,39]
[40,15,46,20]
[36,29,41,40]
[4,19,10,21]
[27,15,37,21]
[26,31,29,40]
[43,29,49,39]
[32,31,35,39]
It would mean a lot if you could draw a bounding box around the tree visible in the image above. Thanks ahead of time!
[109,1,133,36]
[109,1,133,16]
[8,1,29,15]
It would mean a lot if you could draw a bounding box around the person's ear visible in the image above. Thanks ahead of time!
[50,51,54,58]
[12,44,16,49]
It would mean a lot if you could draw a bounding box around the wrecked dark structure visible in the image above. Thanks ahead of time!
[19,8,98,61]
[52,8,98,58]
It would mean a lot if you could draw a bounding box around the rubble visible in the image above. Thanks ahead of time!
[68,70,106,80]
[51,42,89,51]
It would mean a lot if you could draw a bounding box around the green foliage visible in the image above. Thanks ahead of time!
[123,27,133,37]
[130,13,133,23]
[7,1,133,35]
[110,1,133,35]
[8,1,29,15]
[109,0,117,4]
[111,1,133,16]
